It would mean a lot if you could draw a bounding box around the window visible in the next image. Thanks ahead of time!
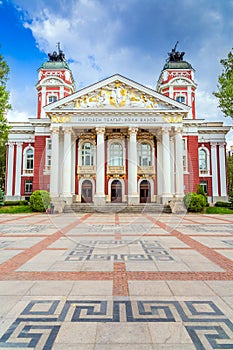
[48,95,57,104]
[138,143,152,166]
[200,180,208,195]
[46,138,52,169]
[81,142,94,166]
[109,143,123,166]
[25,148,34,171]
[25,180,33,194]
[199,149,207,170]
[176,95,185,103]
[183,138,188,172]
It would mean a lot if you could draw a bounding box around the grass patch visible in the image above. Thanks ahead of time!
[0,205,34,214]
[205,206,233,214]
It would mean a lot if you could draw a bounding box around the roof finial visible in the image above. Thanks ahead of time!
[167,42,185,62]
[48,43,66,62]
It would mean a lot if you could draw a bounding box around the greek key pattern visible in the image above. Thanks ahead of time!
[87,224,149,233]
[0,240,14,248]
[0,299,233,349]
[65,239,174,262]
[184,224,233,233]
[0,224,54,234]
[222,240,233,247]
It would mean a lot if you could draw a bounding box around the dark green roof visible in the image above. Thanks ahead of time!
[40,60,70,70]
[163,60,193,70]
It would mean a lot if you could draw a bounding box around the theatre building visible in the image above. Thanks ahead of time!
[5,46,230,212]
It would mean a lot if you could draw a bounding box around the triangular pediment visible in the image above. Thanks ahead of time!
[44,74,189,113]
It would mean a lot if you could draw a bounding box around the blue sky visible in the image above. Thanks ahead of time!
[0,0,233,143]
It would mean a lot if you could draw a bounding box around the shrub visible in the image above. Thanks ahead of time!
[4,200,28,206]
[215,201,231,208]
[183,192,206,212]
[196,184,208,206]
[29,190,51,212]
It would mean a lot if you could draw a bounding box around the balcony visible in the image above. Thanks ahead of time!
[107,166,126,175]
[77,166,96,175]
[137,166,155,175]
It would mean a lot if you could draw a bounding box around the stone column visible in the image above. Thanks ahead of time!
[161,128,172,203]
[174,128,184,198]
[211,142,219,198]
[6,142,14,198]
[62,127,73,204]
[128,127,139,204]
[156,135,163,198]
[14,142,23,198]
[94,127,106,205]
[50,127,60,197]
[219,143,227,197]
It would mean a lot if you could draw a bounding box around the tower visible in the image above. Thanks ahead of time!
[36,43,75,119]
[157,42,197,119]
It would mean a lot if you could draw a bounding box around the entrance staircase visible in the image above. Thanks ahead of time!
[63,203,172,213]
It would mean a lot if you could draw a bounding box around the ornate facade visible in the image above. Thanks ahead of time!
[5,46,230,211]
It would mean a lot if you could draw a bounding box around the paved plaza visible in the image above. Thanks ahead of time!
[0,212,233,349]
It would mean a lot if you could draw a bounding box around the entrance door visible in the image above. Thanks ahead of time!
[81,180,93,203]
[111,180,122,203]
[140,180,151,203]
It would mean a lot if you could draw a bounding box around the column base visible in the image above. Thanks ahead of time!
[60,194,73,205]
[161,195,173,205]
[5,195,22,202]
[169,199,187,214]
[94,195,106,206]
[51,197,67,213]
[127,195,139,205]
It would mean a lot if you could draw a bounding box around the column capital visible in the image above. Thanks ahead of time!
[128,127,138,135]
[218,142,226,148]
[15,142,23,147]
[63,127,73,134]
[161,127,171,135]
[7,142,15,148]
[210,142,217,147]
[51,127,60,134]
[96,127,105,135]
[174,127,183,134]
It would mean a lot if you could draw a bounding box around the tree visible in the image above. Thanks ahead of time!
[0,47,11,190]
[227,154,233,194]
[213,49,233,118]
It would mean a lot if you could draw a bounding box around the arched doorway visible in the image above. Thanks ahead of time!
[140,180,151,203]
[111,180,122,203]
[81,180,93,203]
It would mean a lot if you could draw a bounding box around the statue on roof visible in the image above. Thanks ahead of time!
[48,42,66,62]
[167,41,185,62]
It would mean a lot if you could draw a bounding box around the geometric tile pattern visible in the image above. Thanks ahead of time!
[65,239,174,262]
[185,224,233,233]
[0,299,232,350]
[0,224,54,234]
[0,240,14,248]
[222,240,233,247]
[88,224,149,233]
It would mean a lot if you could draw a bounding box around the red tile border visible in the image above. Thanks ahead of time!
[113,262,129,296]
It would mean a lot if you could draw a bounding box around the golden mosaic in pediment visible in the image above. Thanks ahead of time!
[74,82,167,109]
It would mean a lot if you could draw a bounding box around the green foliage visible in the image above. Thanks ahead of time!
[0,205,33,214]
[205,206,233,214]
[215,201,231,208]
[228,190,233,208]
[183,192,206,212]
[213,49,233,118]
[0,48,11,190]
[29,190,51,212]
[4,200,28,206]
[227,155,233,194]
[0,188,4,206]
[196,184,208,206]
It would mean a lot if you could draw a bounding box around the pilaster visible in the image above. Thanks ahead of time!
[94,127,106,205]
[128,127,139,205]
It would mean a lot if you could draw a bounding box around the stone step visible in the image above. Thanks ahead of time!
[63,203,172,213]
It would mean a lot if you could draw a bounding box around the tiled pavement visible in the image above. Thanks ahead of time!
[0,212,233,349]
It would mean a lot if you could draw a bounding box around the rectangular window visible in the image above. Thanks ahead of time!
[25,180,33,194]
[183,138,188,172]
[200,180,208,195]
[46,138,52,169]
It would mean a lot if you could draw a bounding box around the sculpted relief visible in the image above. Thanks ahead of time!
[74,82,163,109]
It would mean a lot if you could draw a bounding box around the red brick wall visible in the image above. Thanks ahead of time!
[33,136,50,191]
[184,135,199,193]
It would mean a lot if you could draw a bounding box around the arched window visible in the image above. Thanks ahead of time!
[199,149,207,170]
[109,143,123,166]
[81,142,94,166]
[25,148,34,171]
[176,95,185,104]
[138,143,152,166]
